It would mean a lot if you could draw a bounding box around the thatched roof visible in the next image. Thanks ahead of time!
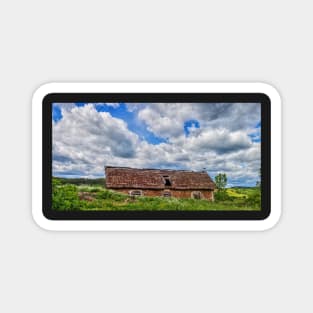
[105,166,215,190]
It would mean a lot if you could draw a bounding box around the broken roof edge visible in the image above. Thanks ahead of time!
[104,165,209,174]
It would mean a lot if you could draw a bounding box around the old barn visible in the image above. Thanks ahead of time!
[105,166,215,200]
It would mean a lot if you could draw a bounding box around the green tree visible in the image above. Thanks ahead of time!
[215,173,227,190]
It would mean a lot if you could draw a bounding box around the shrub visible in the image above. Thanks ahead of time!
[95,189,127,201]
[52,178,81,211]
[244,191,261,207]
[214,190,234,202]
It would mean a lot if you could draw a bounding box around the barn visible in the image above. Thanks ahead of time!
[105,166,216,201]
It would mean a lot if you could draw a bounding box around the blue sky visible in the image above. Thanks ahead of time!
[184,119,200,136]
[52,102,261,186]
[53,103,168,145]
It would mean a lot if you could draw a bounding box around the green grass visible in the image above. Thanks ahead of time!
[52,178,261,211]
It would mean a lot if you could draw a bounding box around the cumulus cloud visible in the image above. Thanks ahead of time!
[172,128,252,154]
[96,102,120,108]
[52,102,261,186]
[53,104,139,177]
[134,102,260,140]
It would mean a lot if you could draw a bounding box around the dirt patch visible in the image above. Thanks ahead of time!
[78,192,95,201]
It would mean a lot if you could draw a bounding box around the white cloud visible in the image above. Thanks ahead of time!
[96,102,120,108]
[135,102,260,140]
[53,104,139,177]
[172,128,252,154]
[52,102,261,186]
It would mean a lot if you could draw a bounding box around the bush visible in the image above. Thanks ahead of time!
[95,189,127,201]
[214,190,234,202]
[244,191,261,207]
[52,178,81,211]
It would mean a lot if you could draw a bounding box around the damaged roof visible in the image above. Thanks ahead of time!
[105,166,215,190]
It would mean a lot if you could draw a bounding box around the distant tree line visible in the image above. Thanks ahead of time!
[53,177,105,186]
[256,168,261,188]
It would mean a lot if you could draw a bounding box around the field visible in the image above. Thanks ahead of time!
[52,178,261,211]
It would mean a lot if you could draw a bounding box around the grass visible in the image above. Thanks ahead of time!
[52,178,261,211]
[226,189,247,198]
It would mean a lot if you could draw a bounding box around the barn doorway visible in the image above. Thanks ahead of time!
[191,191,202,199]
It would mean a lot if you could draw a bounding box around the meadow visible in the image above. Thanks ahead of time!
[52,178,261,211]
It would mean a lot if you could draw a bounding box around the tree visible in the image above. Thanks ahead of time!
[256,168,261,187]
[215,173,227,191]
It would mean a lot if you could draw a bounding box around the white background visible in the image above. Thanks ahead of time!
[0,1,311,312]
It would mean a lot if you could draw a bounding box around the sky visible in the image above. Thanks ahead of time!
[52,102,261,187]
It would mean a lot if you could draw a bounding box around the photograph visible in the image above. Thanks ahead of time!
[52,101,262,212]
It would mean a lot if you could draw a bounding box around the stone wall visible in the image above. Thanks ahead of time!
[110,188,214,201]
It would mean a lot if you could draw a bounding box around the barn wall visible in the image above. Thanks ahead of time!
[109,188,214,201]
